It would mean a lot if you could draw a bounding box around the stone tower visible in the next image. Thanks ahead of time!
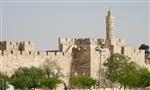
[105,9,116,49]
[106,9,115,40]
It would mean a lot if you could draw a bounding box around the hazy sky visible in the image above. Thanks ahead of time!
[0,0,149,51]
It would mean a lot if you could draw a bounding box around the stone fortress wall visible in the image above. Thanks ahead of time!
[0,41,73,87]
[0,37,147,77]
[0,10,149,87]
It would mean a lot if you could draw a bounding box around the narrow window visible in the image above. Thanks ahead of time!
[37,51,40,55]
[121,47,124,54]
[20,51,22,55]
[29,51,31,55]
[28,41,30,45]
[2,50,4,55]
[11,50,13,54]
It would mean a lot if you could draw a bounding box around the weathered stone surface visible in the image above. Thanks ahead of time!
[0,10,149,88]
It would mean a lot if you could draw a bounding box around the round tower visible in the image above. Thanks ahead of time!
[106,9,115,39]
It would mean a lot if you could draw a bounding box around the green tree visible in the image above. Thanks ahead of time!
[103,53,130,84]
[0,72,9,90]
[103,54,139,89]
[104,53,150,89]
[11,66,62,90]
[40,76,61,89]
[136,68,150,88]
[116,62,139,89]
[11,67,46,90]
[10,76,32,90]
[139,44,149,53]
[70,76,96,89]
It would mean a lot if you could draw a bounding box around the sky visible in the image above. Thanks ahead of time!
[0,0,149,51]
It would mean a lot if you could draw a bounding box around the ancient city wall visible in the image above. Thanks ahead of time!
[123,46,145,66]
[0,37,148,82]
[0,50,72,77]
[90,44,110,79]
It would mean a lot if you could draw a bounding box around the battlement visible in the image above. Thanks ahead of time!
[20,41,35,51]
[116,38,124,43]
[108,38,125,46]
[97,39,105,45]
[0,41,21,51]
[132,49,145,54]
[75,38,105,45]
[59,38,75,45]
[123,47,145,56]
[0,41,6,50]
[75,38,91,45]
[0,41,35,51]
[0,50,67,57]
[59,37,105,45]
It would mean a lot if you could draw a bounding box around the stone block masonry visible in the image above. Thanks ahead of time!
[0,9,149,88]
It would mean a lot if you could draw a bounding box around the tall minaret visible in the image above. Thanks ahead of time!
[106,9,115,40]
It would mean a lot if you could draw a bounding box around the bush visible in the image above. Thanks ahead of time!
[11,66,62,90]
[10,67,46,89]
[70,76,96,89]
[40,76,61,89]
[0,72,9,90]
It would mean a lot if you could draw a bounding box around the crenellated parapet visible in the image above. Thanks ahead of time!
[121,46,145,66]
[75,38,105,45]
[75,38,90,45]
[115,38,125,46]
[0,41,20,51]
[59,37,105,45]
[20,41,35,51]
[0,41,6,50]
[58,38,76,52]
[123,47,145,55]
[106,38,125,46]
[0,41,35,51]
[59,38,75,45]
[0,50,70,57]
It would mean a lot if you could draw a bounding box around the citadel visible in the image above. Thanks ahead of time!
[0,10,149,87]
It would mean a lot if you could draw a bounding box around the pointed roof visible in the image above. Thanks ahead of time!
[108,8,113,17]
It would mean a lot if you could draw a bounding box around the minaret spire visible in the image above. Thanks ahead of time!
[108,8,112,17]
[106,9,115,39]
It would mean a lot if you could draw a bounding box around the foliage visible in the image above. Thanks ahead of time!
[11,66,62,90]
[104,53,150,89]
[70,76,96,89]
[119,67,150,88]
[139,44,149,53]
[10,76,32,90]
[116,62,139,88]
[136,68,150,88]
[0,72,9,90]
[40,76,62,89]
[103,53,130,83]
[11,66,46,89]
[13,67,46,79]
